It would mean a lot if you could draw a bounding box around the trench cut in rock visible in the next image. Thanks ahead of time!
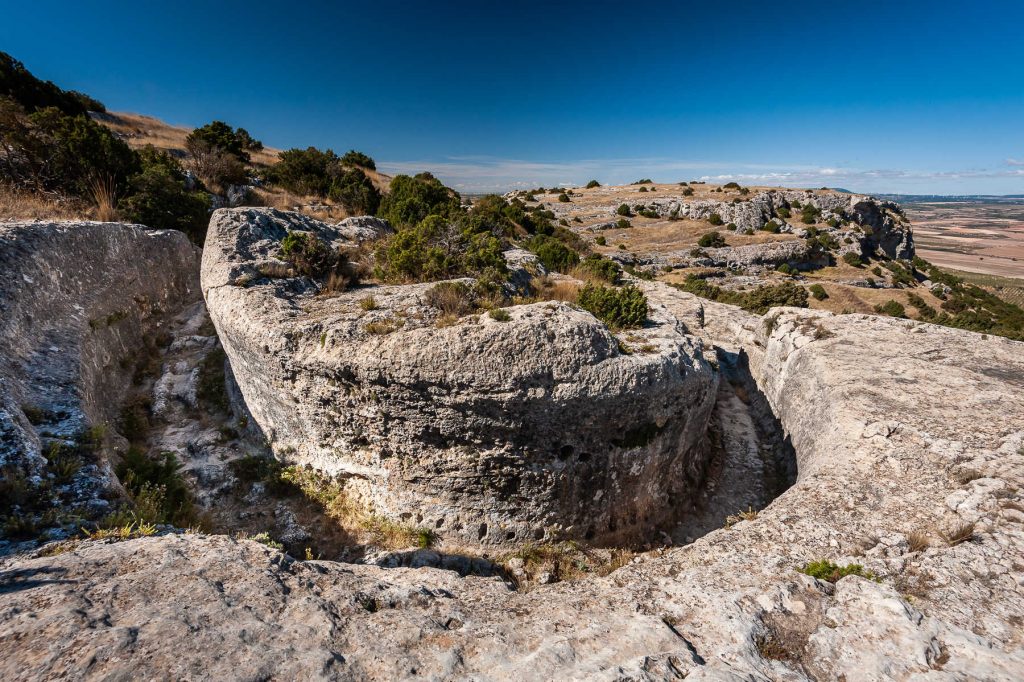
[201,207,719,546]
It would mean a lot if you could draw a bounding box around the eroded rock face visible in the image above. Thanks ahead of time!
[0,221,201,548]
[4,300,1023,680]
[202,208,719,546]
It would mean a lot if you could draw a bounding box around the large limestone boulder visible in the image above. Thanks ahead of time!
[3,302,1023,680]
[0,221,201,547]
[201,208,719,546]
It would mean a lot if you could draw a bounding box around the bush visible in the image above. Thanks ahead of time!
[708,213,724,226]
[489,308,511,322]
[115,448,195,527]
[328,167,381,215]
[809,284,828,300]
[698,231,726,248]
[801,560,876,583]
[776,207,791,219]
[585,180,600,188]
[558,192,570,202]
[615,218,631,229]
[673,276,808,314]
[595,235,606,246]
[267,146,340,198]
[119,147,210,242]
[1,51,105,116]
[682,187,694,196]
[187,120,260,163]
[379,172,460,227]
[577,283,648,329]
[528,234,580,273]
[874,300,907,318]
[777,263,797,276]
[424,281,477,316]
[842,252,863,267]
[577,253,621,283]
[375,214,506,284]
[340,149,375,170]
[632,178,653,184]
[723,182,740,189]
[616,203,632,217]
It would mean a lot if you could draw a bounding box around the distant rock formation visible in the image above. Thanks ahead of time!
[201,207,719,546]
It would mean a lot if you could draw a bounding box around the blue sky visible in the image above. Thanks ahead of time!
[3,0,1023,194]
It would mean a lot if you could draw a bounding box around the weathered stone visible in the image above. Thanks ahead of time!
[3,300,1023,680]
[202,208,719,547]
[0,221,201,548]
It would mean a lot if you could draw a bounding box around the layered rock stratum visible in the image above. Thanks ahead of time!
[0,221,200,545]
[2,297,1022,680]
[201,208,719,546]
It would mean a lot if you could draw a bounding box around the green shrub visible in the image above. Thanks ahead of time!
[723,182,740,189]
[907,293,936,319]
[842,252,863,267]
[595,235,607,246]
[577,283,648,329]
[187,120,260,162]
[776,263,797,276]
[280,232,336,277]
[776,207,791,219]
[673,276,808,314]
[340,149,376,170]
[115,448,196,527]
[488,308,511,322]
[874,300,907,318]
[558,192,571,202]
[632,178,653,184]
[800,560,876,583]
[379,172,460,227]
[267,146,346,199]
[708,213,724,226]
[577,253,621,283]
[1,51,105,116]
[698,231,726,248]
[616,203,632,217]
[682,187,694,196]
[615,218,631,229]
[528,234,580,273]
[809,284,828,300]
[375,214,506,283]
[585,180,600,188]
[762,220,781,234]
[328,167,381,215]
[119,147,210,243]
[425,281,477,316]
[638,186,648,192]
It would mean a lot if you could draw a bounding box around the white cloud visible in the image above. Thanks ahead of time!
[1007,158,1024,166]
[377,156,1024,194]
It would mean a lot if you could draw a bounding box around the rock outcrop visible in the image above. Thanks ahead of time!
[0,221,201,548]
[202,208,719,546]
[4,298,1023,680]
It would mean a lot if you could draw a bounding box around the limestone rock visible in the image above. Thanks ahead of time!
[201,208,719,547]
[0,221,201,548]
[3,301,1023,680]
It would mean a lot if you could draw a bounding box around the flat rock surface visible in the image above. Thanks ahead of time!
[3,300,1023,680]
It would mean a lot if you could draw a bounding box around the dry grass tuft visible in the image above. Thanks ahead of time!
[940,521,976,546]
[86,175,120,222]
[532,275,580,303]
[906,531,931,553]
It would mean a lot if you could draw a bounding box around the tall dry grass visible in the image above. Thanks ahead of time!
[86,175,120,222]
[0,185,90,221]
